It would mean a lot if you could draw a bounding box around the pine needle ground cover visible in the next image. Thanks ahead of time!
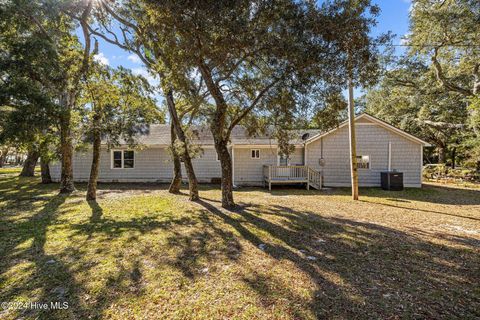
[0,172,479,319]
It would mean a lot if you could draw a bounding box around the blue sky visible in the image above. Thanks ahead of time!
[90,0,412,97]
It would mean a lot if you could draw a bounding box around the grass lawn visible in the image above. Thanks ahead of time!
[0,167,23,175]
[0,172,479,319]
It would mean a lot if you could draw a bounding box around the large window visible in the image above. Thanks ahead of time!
[251,149,260,159]
[356,155,370,169]
[112,150,135,169]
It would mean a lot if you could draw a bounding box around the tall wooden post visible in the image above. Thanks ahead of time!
[348,68,359,200]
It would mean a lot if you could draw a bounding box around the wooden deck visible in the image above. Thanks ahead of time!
[263,165,322,191]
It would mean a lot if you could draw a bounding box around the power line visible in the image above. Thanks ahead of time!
[390,43,480,48]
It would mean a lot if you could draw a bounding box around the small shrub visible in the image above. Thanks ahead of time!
[423,164,479,182]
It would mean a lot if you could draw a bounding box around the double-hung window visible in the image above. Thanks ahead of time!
[112,150,135,169]
[251,149,260,159]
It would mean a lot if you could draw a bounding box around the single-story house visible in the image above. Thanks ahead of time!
[50,113,430,188]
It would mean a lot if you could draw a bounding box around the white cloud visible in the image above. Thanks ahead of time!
[93,52,109,66]
[127,54,142,64]
[132,67,159,87]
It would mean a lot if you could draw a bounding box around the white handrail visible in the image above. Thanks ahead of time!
[268,165,308,180]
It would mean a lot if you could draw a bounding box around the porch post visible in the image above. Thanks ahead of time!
[268,166,271,191]
[307,168,310,190]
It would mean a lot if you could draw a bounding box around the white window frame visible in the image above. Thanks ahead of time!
[356,155,370,170]
[111,149,135,169]
[216,151,220,162]
[251,149,260,159]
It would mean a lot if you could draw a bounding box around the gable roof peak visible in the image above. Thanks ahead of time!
[305,113,431,146]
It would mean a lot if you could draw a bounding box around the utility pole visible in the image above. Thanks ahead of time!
[347,59,359,200]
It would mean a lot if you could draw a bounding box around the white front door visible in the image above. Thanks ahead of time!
[278,155,290,178]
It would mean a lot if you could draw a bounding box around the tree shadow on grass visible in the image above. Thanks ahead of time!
[263,184,480,206]
[0,179,245,318]
[362,184,480,206]
[195,198,480,319]
[2,178,479,318]
[0,178,154,319]
[0,176,59,212]
[165,209,242,279]
[359,199,480,221]
[0,193,93,319]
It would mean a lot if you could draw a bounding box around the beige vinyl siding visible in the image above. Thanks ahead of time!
[233,147,277,186]
[50,117,422,188]
[306,120,422,187]
[355,116,373,124]
[183,147,222,183]
[50,146,225,183]
[50,147,174,182]
[288,147,304,165]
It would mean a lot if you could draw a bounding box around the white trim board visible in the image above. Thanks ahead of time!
[232,144,301,148]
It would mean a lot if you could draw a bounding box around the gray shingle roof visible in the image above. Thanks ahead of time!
[128,124,321,146]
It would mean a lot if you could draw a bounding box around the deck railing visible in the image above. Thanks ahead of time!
[267,165,308,181]
[308,167,322,190]
[263,165,322,190]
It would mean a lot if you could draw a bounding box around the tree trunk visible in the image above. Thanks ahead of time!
[40,158,52,184]
[0,147,8,167]
[59,93,75,193]
[347,71,359,200]
[451,147,456,169]
[87,112,101,201]
[215,139,235,208]
[20,149,39,177]
[166,89,198,200]
[198,60,235,208]
[168,122,182,194]
[438,145,447,164]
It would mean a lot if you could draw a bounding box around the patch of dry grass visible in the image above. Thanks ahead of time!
[0,174,479,319]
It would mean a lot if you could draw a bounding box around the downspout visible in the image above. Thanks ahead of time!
[304,142,308,166]
[388,141,392,171]
[420,144,424,186]
[321,138,323,159]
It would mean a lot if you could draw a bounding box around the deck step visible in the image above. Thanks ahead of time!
[309,182,321,190]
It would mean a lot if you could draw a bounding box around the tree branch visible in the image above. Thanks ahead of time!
[78,1,94,78]
[227,78,281,136]
[431,46,471,96]
[87,25,129,51]
[20,10,53,43]
[101,1,139,32]
[473,62,480,95]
